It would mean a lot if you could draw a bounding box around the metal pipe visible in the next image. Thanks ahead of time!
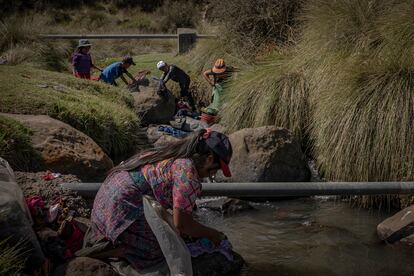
[60,182,414,199]
[40,34,216,39]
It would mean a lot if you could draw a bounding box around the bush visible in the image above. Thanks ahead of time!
[158,0,200,33]
[0,17,37,53]
[209,0,302,60]
[112,0,164,11]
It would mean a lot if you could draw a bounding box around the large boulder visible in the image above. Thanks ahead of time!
[53,257,120,276]
[132,80,176,125]
[218,126,310,182]
[377,205,414,245]
[1,113,113,181]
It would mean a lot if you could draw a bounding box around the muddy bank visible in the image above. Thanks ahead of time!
[15,171,91,217]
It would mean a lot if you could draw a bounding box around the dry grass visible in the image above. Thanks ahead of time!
[221,52,310,140]
[0,238,28,276]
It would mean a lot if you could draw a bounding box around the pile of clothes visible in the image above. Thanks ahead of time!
[25,195,90,267]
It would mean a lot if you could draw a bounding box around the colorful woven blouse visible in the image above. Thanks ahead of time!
[90,158,202,270]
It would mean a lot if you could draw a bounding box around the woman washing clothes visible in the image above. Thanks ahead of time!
[88,129,238,273]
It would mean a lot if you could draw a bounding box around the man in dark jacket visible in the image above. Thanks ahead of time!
[157,61,196,110]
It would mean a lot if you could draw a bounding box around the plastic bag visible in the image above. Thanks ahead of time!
[143,195,193,276]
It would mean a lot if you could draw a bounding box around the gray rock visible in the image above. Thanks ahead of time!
[146,126,164,144]
[1,113,114,181]
[377,205,414,245]
[132,80,176,125]
[216,126,310,182]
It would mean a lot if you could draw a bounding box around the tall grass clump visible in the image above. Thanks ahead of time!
[0,17,37,53]
[0,115,41,171]
[299,0,414,183]
[0,239,28,276]
[221,51,310,140]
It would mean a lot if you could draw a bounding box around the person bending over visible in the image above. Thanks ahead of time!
[88,129,233,272]
[157,61,196,110]
[100,56,137,86]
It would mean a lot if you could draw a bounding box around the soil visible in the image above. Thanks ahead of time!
[15,171,91,217]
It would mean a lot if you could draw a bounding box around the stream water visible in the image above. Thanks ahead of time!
[197,197,414,276]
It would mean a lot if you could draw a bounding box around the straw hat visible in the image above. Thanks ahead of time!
[212,58,226,74]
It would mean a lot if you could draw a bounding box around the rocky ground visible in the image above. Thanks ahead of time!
[15,171,91,217]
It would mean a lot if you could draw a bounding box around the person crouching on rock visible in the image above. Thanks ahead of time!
[100,56,137,86]
[88,129,233,272]
[157,60,196,111]
[72,39,102,79]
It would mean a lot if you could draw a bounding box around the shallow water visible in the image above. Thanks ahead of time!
[197,197,414,276]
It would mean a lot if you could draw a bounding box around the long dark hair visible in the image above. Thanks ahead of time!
[108,129,218,176]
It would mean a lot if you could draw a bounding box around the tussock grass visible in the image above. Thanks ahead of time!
[221,54,310,140]
[0,239,27,276]
[297,0,414,182]
[0,65,139,158]
[0,115,41,171]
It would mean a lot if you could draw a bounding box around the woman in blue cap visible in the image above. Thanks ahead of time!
[88,129,234,272]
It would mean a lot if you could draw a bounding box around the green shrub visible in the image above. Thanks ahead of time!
[209,0,302,60]
[158,0,200,33]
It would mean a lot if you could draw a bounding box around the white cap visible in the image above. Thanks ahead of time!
[157,60,166,70]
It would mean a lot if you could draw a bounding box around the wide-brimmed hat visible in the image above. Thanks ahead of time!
[203,129,232,177]
[212,58,226,74]
[122,55,136,65]
[77,39,92,48]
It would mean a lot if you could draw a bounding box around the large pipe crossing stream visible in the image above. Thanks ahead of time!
[61,182,414,199]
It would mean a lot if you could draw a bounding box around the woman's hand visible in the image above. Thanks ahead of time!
[174,208,225,247]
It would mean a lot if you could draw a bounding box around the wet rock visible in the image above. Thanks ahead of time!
[198,197,254,214]
[1,113,113,182]
[53,257,120,276]
[216,126,310,182]
[192,251,245,276]
[377,205,414,245]
[132,80,176,125]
